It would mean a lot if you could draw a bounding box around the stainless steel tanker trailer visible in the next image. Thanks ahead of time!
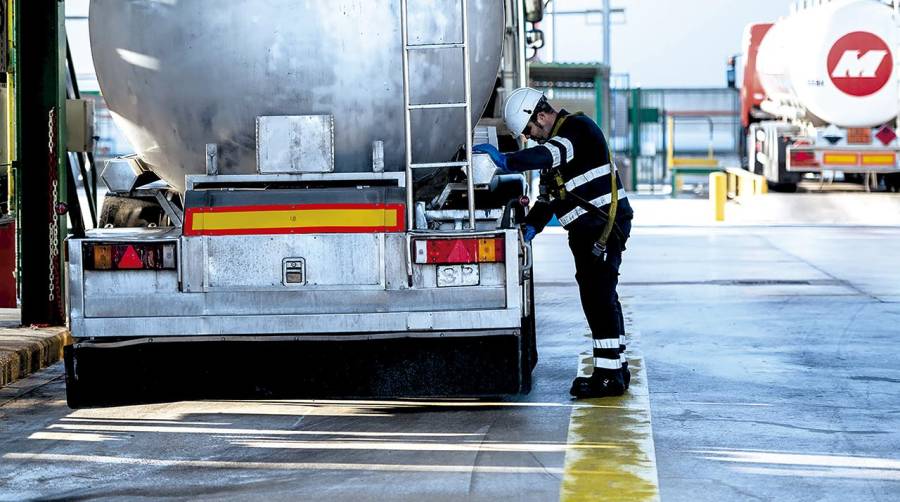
[64,0,538,406]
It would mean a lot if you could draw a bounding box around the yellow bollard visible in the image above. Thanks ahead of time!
[710,172,726,222]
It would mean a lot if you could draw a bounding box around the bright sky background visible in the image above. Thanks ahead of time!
[67,0,796,89]
[539,0,793,87]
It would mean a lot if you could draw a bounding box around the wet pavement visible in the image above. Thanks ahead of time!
[2,194,900,500]
[0,236,655,500]
[624,225,900,501]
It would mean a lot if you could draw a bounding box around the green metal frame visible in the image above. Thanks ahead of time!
[527,62,610,132]
[629,87,640,190]
[593,72,605,134]
[14,0,67,325]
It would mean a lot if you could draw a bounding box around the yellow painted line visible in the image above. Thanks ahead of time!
[560,334,660,502]
[192,208,398,231]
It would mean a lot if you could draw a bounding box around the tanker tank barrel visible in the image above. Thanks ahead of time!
[89,0,504,193]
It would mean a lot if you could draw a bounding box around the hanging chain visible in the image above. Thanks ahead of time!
[47,109,61,307]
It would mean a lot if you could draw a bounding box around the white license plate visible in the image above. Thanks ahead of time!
[437,264,480,287]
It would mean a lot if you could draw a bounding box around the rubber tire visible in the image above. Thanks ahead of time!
[767,181,798,193]
[99,195,165,228]
[63,345,84,409]
[881,173,900,193]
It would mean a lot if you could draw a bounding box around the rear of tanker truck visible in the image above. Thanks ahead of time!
[742,0,900,189]
[64,0,535,406]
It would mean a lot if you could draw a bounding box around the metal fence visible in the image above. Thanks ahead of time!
[609,86,741,191]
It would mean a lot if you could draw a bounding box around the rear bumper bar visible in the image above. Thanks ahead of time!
[70,308,522,339]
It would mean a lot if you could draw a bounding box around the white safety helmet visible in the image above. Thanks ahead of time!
[503,87,545,136]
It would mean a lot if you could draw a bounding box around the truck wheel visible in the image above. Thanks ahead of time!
[881,173,900,192]
[63,345,84,409]
[99,195,166,228]
[768,181,798,193]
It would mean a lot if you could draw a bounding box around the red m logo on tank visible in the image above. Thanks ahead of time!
[827,32,893,97]
[831,50,888,78]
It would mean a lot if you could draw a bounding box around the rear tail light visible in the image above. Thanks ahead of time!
[83,242,177,271]
[414,237,505,265]
[790,150,819,167]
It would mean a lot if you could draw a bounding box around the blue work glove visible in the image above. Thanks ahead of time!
[473,143,509,172]
[523,224,538,243]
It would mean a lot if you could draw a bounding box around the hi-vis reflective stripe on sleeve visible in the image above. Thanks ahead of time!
[542,143,562,167]
[565,164,612,192]
[551,136,575,162]
[184,204,405,236]
[558,190,628,227]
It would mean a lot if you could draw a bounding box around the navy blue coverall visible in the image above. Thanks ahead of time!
[505,111,634,380]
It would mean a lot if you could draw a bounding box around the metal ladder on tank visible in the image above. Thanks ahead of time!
[400,0,476,231]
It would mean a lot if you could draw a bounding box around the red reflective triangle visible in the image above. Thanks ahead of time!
[445,240,473,263]
[118,246,143,269]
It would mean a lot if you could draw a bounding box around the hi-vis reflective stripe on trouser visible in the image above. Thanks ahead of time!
[593,357,622,370]
[558,190,629,227]
[550,136,575,162]
[564,164,612,192]
[593,338,620,350]
[542,143,562,167]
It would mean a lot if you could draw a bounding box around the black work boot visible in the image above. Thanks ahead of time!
[622,361,631,391]
[570,369,626,399]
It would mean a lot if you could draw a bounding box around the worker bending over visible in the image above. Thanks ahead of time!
[474,87,634,398]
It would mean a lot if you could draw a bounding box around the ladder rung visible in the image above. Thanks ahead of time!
[411,161,469,169]
[408,102,468,110]
[405,43,466,50]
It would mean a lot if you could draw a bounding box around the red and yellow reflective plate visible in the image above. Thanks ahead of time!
[184,203,405,236]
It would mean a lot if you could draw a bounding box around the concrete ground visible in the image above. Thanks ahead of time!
[1,192,899,500]
[622,224,900,501]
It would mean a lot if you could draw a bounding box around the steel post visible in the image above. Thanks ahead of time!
[629,87,640,191]
[16,0,66,325]
[603,0,611,65]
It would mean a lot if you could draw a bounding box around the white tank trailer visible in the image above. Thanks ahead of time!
[742,0,900,190]
[65,0,536,406]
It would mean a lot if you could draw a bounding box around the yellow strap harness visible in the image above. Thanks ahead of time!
[547,113,620,254]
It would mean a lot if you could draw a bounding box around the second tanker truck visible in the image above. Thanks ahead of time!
[64,0,540,406]
[742,0,900,191]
